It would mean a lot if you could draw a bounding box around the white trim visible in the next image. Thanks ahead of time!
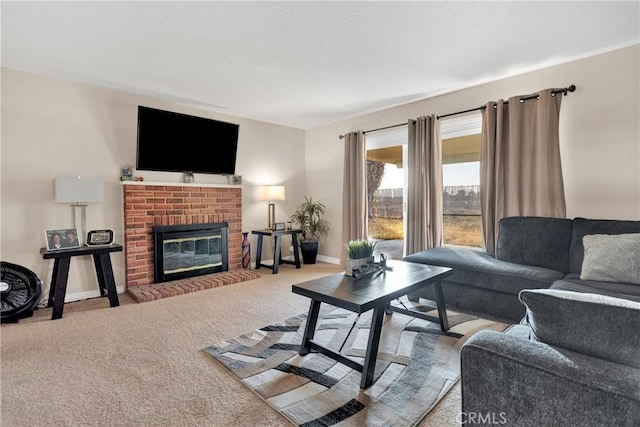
[440,112,482,139]
[278,254,340,265]
[40,286,126,304]
[121,181,241,189]
[316,255,340,265]
[365,126,408,149]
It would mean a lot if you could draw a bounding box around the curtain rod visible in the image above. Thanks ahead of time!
[339,84,575,139]
[437,84,576,119]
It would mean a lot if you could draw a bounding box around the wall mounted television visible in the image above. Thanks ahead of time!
[136,106,239,175]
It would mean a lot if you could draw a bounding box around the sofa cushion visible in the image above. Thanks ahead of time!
[551,274,640,302]
[580,233,640,285]
[404,247,563,295]
[519,289,640,368]
[496,216,573,273]
[461,330,640,427]
[568,217,640,274]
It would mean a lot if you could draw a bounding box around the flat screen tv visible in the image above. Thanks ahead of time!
[136,106,239,175]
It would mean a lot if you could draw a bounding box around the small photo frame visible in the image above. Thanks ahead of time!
[87,229,114,246]
[45,228,80,251]
[120,166,134,181]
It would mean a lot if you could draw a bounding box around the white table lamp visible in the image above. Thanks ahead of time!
[54,176,103,244]
[257,185,285,229]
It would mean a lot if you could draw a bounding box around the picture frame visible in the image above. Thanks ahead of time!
[86,229,114,246]
[120,166,134,181]
[45,228,81,251]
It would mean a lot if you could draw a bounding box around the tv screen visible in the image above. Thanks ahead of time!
[136,106,239,175]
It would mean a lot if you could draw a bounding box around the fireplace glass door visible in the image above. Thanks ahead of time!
[153,223,228,283]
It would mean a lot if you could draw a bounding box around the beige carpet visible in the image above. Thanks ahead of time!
[205,300,507,426]
[1,263,476,426]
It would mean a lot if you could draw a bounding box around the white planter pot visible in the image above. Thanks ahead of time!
[345,256,375,276]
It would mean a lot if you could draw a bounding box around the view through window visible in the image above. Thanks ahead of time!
[366,128,407,260]
[441,113,482,248]
[365,113,483,259]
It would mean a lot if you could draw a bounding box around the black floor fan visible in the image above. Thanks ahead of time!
[1,262,42,323]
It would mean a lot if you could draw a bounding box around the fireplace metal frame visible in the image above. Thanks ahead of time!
[152,222,229,283]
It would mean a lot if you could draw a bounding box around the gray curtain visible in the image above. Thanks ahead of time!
[481,89,566,254]
[405,115,443,255]
[342,131,367,265]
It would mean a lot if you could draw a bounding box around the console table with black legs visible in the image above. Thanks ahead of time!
[252,229,302,274]
[40,244,123,320]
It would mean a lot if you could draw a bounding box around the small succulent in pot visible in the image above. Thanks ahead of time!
[345,239,377,277]
[345,239,376,259]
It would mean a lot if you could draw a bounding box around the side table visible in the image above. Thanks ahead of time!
[40,244,123,320]
[252,229,302,274]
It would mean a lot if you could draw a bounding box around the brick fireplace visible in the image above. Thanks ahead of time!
[122,182,243,288]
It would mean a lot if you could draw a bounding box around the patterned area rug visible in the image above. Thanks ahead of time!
[204,298,507,426]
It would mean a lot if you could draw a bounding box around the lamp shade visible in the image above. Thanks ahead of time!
[257,185,285,201]
[54,177,103,203]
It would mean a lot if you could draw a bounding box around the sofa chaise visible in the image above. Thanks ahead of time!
[404,216,640,321]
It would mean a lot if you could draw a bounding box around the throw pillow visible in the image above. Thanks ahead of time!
[580,233,640,285]
[519,289,640,368]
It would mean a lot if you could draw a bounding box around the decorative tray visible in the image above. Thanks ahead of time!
[348,255,394,279]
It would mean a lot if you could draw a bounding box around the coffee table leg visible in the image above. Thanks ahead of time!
[361,306,385,388]
[433,281,450,332]
[300,299,321,355]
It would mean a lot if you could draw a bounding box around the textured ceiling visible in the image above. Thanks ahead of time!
[2,1,638,129]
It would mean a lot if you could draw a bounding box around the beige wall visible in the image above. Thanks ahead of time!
[2,45,639,297]
[305,45,640,262]
[1,69,305,298]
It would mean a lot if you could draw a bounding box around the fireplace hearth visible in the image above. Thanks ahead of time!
[153,222,228,283]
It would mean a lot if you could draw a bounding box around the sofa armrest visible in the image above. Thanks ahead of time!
[460,330,640,426]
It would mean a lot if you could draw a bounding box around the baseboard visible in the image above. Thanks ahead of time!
[63,286,126,303]
[37,284,126,306]
[316,255,340,265]
[261,255,340,266]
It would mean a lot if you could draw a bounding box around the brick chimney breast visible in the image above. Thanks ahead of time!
[123,183,242,288]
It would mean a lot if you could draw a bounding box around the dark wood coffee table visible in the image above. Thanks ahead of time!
[291,260,453,388]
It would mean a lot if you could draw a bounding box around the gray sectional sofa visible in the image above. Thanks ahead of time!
[461,288,640,426]
[404,216,640,321]
[405,216,640,426]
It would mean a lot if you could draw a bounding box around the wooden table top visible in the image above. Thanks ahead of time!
[292,260,452,313]
[40,243,123,258]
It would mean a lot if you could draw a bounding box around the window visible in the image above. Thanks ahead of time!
[440,113,482,248]
[365,127,408,260]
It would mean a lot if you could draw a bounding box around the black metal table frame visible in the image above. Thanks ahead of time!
[252,229,302,274]
[40,244,122,320]
[294,266,453,389]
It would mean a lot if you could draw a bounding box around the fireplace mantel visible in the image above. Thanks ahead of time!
[122,181,241,189]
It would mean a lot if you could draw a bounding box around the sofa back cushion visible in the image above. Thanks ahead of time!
[580,234,640,285]
[495,216,573,273]
[569,217,640,274]
[519,289,640,368]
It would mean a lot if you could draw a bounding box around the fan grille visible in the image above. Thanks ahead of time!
[1,262,42,322]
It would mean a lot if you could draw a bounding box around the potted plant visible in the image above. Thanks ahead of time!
[344,239,376,276]
[290,196,329,264]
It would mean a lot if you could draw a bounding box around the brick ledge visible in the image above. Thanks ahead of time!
[126,270,261,303]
